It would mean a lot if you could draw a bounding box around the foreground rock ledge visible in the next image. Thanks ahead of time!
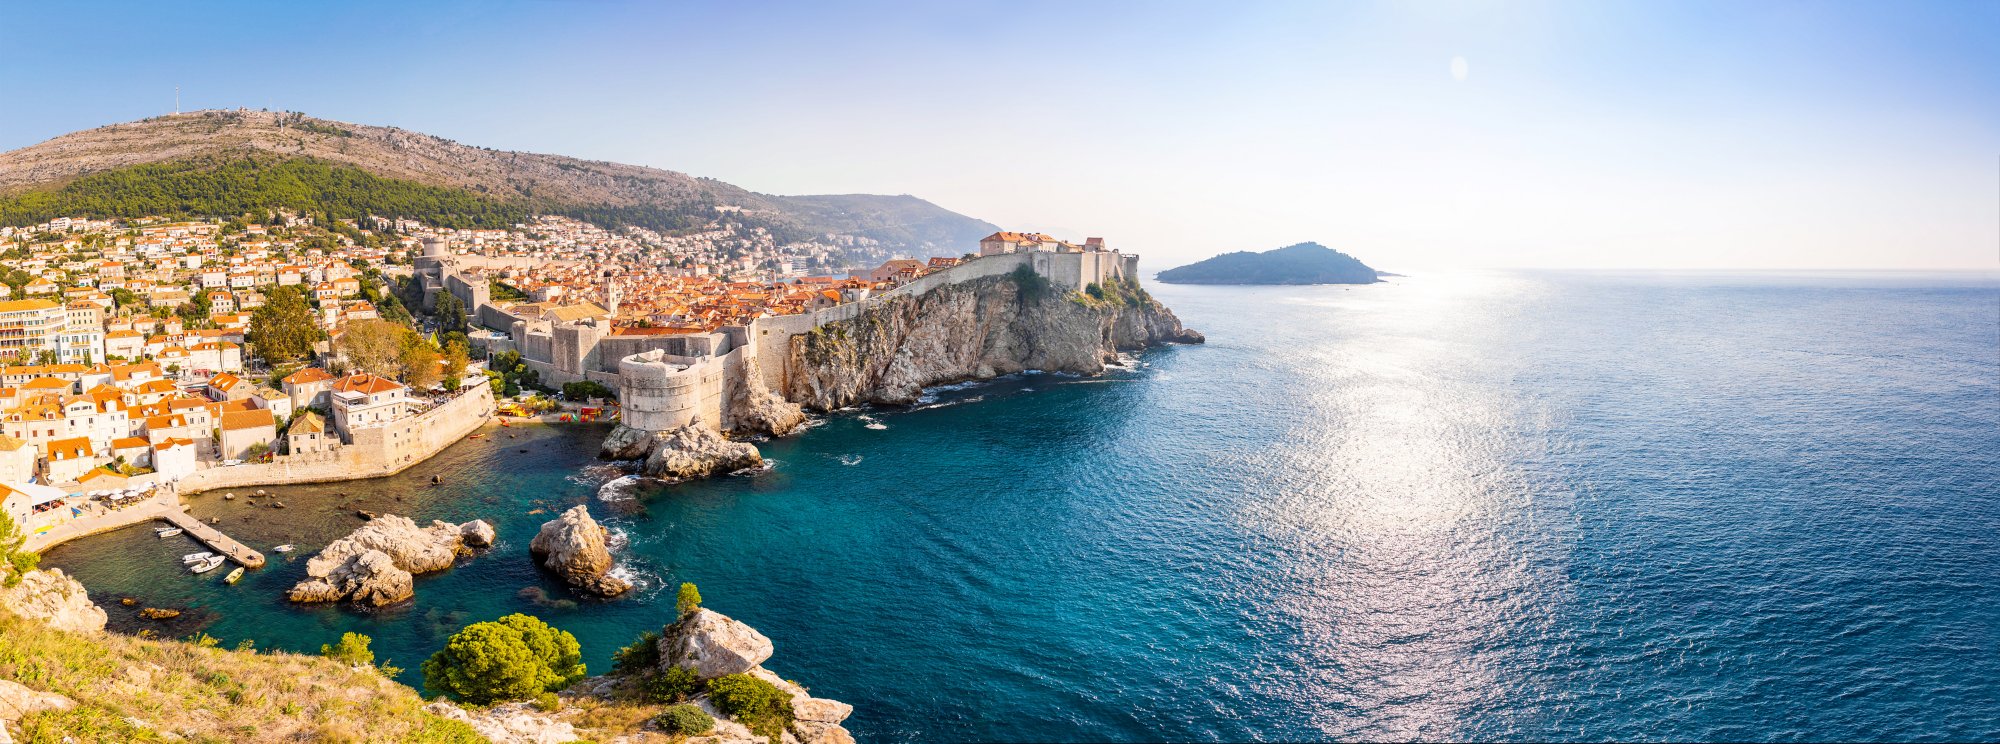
[529,504,632,597]
[288,514,495,607]
[0,568,107,635]
[659,608,854,744]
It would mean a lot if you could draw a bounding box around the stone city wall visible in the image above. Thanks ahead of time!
[175,384,494,494]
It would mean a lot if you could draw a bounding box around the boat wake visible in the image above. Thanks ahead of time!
[839,454,863,466]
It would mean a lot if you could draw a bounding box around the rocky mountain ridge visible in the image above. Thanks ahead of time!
[0,109,998,252]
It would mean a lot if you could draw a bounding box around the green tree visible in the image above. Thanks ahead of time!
[610,630,662,676]
[109,287,140,309]
[561,380,615,402]
[677,582,702,617]
[400,332,442,390]
[321,632,376,666]
[434,292,467,334]
[248,285,324,365]
[337,319,405,378]
[0,511,40,587]
[441,341,470,392]
[421,614,585,705]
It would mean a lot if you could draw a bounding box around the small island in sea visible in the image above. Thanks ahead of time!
[1155,242,1381,285]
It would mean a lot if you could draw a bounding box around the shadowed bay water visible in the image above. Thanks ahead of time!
[45,271,2000,741]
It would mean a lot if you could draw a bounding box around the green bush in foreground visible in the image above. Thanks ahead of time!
[421,614,586,705]
[706,673,794,740]
[655,703,716,736]
[320,632,375,666]
[610,629,661,675]
[642,665,700,704]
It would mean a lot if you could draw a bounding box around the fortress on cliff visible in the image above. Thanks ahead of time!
[418,233,1141,435]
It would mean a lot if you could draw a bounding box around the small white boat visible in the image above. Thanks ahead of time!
[181,551,215,563]
[223,567,245,585]
[156,528,184,538]
[189,556,226,574]
[273,544,294,553]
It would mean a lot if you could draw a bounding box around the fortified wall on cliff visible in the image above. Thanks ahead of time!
[419,234,1180,437]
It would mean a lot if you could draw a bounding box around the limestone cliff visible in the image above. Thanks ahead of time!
[0,569,106,635]
[785,271,1202,410]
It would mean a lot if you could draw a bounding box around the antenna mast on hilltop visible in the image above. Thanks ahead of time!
[174,85,180,114]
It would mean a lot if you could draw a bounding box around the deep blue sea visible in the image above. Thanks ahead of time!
[46,271,2000,742]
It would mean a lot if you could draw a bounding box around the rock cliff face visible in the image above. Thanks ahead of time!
[727,354,808,437]
[784,272,1202,410]
[529,505,631,597]
[288,515,494,607]
[0,569,106,635]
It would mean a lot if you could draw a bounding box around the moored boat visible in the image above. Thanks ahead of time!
[182,551,215,563]
[190,556,226,574]
[273,544,294,553]
[223,567,245,584]
[156,528,184,538]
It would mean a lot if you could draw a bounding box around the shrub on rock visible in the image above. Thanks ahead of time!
[706,672,794,740]
[655,703,715,736]
[421,614,585,705]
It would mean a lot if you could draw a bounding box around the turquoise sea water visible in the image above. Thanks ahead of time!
[45,271,2000,742]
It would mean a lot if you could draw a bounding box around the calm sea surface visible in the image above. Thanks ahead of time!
[45,271,2000,742]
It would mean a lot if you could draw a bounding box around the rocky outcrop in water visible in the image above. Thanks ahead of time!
[645,422,762,480]
[598,423,653,461]
[288,515,494,607]
[784,272,1201,410]
[653,608,854,744]
[0,568,107,635]
[529,505,631,597]
[602,420,763,482]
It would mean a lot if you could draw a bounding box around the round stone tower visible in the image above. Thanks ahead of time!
[618,350,719,432]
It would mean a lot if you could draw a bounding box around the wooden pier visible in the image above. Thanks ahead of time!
[161,510,265,568]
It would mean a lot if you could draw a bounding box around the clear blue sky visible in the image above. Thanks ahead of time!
[2,0,1995,270]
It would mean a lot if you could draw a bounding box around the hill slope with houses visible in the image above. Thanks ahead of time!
[0,110,997,255]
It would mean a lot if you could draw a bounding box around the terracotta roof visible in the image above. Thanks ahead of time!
[284,367,335,385]
[219,407,275,432]
[332,373,404,395]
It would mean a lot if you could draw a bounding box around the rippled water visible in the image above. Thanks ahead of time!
[46,271,2000,741]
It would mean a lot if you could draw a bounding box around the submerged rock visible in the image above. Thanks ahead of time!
[0,569,107,634]
[528,505,631,597]
[642,421,762,480]
[287,514,492,606]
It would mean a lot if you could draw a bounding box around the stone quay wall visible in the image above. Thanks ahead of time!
[175,383,495,494]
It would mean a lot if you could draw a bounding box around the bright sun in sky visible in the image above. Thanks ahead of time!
[1451,56,1469,82]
